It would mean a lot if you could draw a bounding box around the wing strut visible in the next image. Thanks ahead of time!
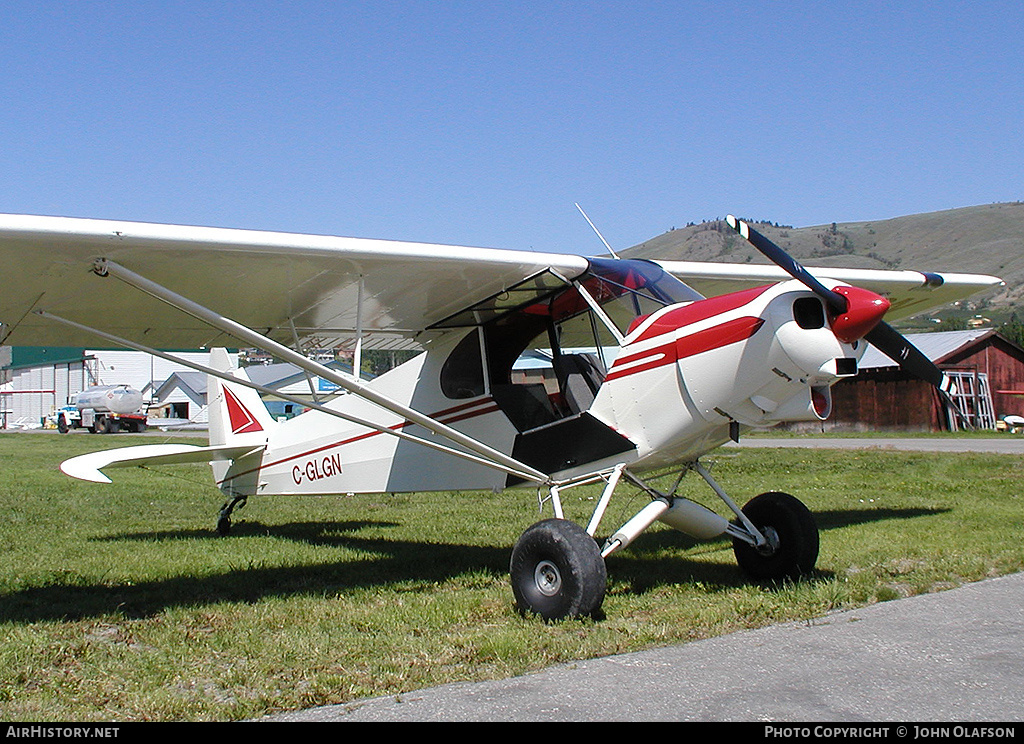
[38,310,547,484]
[69,259,553,485]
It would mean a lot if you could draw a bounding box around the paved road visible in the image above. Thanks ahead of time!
[730,437,1024,455]
[264,572,1024,722]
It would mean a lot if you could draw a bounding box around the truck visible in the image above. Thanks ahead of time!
[56,385,148,434]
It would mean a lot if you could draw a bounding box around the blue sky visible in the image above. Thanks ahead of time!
[1,1,1022,255]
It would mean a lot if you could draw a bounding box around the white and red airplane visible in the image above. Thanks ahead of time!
[0,213,1002,619]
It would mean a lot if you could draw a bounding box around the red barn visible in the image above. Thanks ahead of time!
[826,329,1024,432]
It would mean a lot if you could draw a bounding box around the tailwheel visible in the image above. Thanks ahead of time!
[732,491,819,582]
[510,518,607,621]
[216,494,248,536]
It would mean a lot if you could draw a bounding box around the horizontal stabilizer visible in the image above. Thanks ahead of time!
[60,443,265,484]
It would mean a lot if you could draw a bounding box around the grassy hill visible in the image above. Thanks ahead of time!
[624,202,1024,322]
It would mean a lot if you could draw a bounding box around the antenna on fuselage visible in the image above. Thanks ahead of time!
[575,203,620,259]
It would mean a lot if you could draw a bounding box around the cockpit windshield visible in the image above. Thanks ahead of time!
[578,258,703,335]
[430,257,701,334]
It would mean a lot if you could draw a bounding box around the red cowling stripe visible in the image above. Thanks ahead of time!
[631,285,771,343]
[607,316,764,381]
[675,317,764,360]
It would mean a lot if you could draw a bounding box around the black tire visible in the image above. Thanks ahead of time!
[510,518,607,620]
[94,416,119,434]
[57,415,69,434]
[732,491,819,582]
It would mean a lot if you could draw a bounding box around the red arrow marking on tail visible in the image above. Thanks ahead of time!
[224,387,264,434]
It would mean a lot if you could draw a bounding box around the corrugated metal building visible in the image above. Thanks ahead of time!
[1,348,216,428]
[827,329,1024,431]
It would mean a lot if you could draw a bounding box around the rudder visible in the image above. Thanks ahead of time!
[207,348,275,446]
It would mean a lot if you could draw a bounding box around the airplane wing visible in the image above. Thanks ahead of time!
[655,260,1004,321]
[0,214,590,350]
[0,214,1003,354]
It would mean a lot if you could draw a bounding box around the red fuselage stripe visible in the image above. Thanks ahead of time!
[215,398,501,485]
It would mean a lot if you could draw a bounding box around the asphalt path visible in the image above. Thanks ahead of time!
[263,437,1024,723]
[730,436,1024,456]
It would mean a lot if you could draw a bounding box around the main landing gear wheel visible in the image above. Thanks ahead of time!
[732,491,819,582]
[510,518,607,621]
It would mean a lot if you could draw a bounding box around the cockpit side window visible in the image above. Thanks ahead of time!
[483,311,559,430]
[440,329,486,399]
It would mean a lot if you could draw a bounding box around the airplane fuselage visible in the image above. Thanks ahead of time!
[212,278,866,497]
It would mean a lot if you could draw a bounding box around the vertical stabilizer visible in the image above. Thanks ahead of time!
[207,348,274,447]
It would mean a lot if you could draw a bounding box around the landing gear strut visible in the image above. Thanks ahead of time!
[509,461,820,620]
[217,494,247,536]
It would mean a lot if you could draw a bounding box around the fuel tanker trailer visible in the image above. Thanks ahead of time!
[56,385,148,434]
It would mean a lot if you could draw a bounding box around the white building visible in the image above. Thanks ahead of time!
[148,370,210,425]
[1,348,223,429]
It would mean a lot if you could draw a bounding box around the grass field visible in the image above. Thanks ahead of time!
[2,431,1023,721]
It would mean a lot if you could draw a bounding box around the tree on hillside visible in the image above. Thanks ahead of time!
[999,312,1024,348]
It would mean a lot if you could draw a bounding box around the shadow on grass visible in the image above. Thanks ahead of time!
[1,506,949,623]
[606,505,951,597]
